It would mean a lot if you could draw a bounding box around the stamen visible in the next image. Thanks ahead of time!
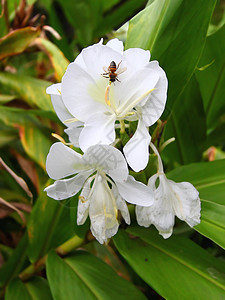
[57,89,61,94]
[51,133,66,144]
[105,83,111,106]
[64,117,79,124]
[79,195,88,203]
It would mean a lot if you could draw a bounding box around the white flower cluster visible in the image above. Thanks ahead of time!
[45,39,201,243]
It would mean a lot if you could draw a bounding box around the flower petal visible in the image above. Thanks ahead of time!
[46,142,87,180]
[82,145,128,182]
[138,174,176,238]
[168,180,201,227]
[123,119,151,172]
[77,177,93,225]
[44,169,93,200]
[88,175,119,244]
[64,127,83,147]
[123,48,150,78]
[141,61,168,126]
[116,175,154,207]
[106,38,124,54]
[61,63,107,122]
[79,113,116,152]
[115,67,159,116]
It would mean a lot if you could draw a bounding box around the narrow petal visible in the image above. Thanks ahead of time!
[139,174,175,238]
[112,183,130,224]
[123,119,151,172]
[44,169,93,200]
[46,142,87,180]
[61,63,107,122]
[168,180,201,227]
[82,145,128,182]
[79,113,116,152]
[64,127,83,147]
[116,175,154,207]
[77,177,93,225]
[88,175,119,244]
[141,62,168,126]
[106,38,124,54]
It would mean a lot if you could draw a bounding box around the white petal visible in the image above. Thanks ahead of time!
[123,48,150,78]
[138,174,176,238]
[141,62,168,126]
[116,175,154,207]
[112,183,130,224]
[82,145,128,182]
[115,67,159,116]
[77,177,92,225]
[168,180,201,227]
[106,38,124,54]
[81,43,123,81]
[64,127,83,147]
[88,175,119,244]
[61,63,107,122]
[46,142,86,180]
[44,169,93,200]
[79,113,116,152]
[46,83,61,95]
[123,119,151,172]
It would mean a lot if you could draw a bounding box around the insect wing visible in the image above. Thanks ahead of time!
[117,67,127,75]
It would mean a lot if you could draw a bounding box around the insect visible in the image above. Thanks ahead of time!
[102,60,126,84]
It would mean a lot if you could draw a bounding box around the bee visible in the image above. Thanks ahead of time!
[102,60,126,84]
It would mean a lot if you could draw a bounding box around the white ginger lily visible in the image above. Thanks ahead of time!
[136,143,201,238]
[48,38,167,172]
[46,83,83,147]
[44,143,154,244]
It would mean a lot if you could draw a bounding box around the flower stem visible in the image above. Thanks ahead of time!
[19,235,85,281]
[120,120,125,134]
[150,142,164,174]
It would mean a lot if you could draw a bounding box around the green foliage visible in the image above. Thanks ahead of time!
[0,0,225,299]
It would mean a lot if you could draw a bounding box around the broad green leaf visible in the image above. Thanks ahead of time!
[0,107,52,169]
[0,233,28,288]
[167,159,225,249]
[0,27,40,60]
[163,76,206,165]
[5,277,53,300]
[126,0,216,109]
[94,0,147,38]
[195,24,225,129]
[0,72,53,111]
[35,38,69,81]
[114,228,225,300]
[27,185,74,263]
[46,250,147,300]
[0,94,17,104]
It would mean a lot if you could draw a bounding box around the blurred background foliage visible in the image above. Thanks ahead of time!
[0,0,225,299]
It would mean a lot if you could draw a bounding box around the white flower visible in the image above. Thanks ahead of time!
[136,143,201,238]
[44,143,154,244]
[46,83,83,147]
[56,38,167,172]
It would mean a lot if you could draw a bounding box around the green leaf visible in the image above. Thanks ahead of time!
[0,94,17,104]
[0,107,52,169]
[46,250,147,300]
[0,72,53,111]
[0,233,28,288]
[113,228,225,300]
[5,277,53,300]
[195,24,225,130]
[27,185,74,263]
[35,38,69,81]
[163,76,206,165]
[126,0,216,109]
[0,27,40,60]
[167,159,225,249]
